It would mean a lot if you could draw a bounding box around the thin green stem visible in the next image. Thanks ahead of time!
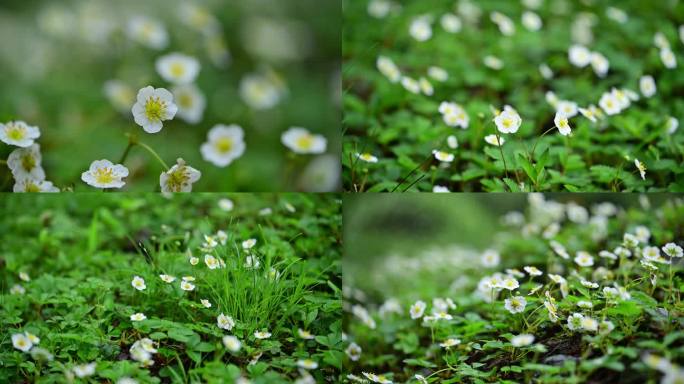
[137,141,170,171]
[529,126,557,161]
[496,134,509,181]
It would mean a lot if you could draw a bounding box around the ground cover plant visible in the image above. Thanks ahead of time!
[343,0,684,192]
[343,194,684,383]
[0,0,341,192]
[0,193,342,383]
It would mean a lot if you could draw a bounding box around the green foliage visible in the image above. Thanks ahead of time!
[343,0,684,192]
[0,193,342,382]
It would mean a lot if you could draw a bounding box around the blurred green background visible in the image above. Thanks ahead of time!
[0,0,341,192]
[344,193,676,298]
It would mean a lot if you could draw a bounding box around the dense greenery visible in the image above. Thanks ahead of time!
[343,0,684,192]
[0,193,342,383]
[344,194,684,383]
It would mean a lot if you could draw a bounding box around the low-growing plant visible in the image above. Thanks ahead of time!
[343,0,684,192]
[0,193,342,383]
[343,194,684,383]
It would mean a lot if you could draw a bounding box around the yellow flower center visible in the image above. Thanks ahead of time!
[178,93,193,108]
[559,119,568,128]
[215,137,233,153]
[21,154,36,171]
[606,100,614,108]
[170,62,186,77]
[94,167,115,185]
[145,97,166,122]
[360,153,372,161]
[24,181,41,193]
[6,124,26,141]
[502,118,512,128]
[296,134,314,150]
[17,339,26,347]
[165,167,189,192]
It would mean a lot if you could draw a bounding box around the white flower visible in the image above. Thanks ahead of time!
[201,124,246,167]
[447,135,459,149]
[178,3,220,33]
[130,313,147,321]
[204,254,220,269]
[634,159,647,180]
[131,86,177,133]
[666,117,679,134]
[12,333,33,352]
[494,106,522,134]
[567,313,584,330]
[441,13,462,33]
[131,276,146,291]
[418,77,433,95]
[19,272,30,282]
[200,299,212,308]
[504,296,527,314]
[159,275,176,284]
[501,277,519,291]
[580,316,598,332]
[13,177,59,193]
[10,284,25,295]
[156,53,200,85]
[180,280,195,291]
[218,199,234,211]
[599,92,621,115]
[244,255,261,269]
[663,243,684,258]
[298,329,315,339]
[160,158,201,193]
[481,249,500,267]
[117,378,137,384]
[7,144,45,180]
[241,239,257,250]
[81,159,129,189]
[433,150,454,163]
[578,105,599,123]
[554,111,572,136]
[590,52,609,77]
[661,48,677,69]
[409,300,426,319]
[524,266,543,276]
[254,330,271,339]
[368,0,391,18]
[189,256,199,265]
[521,11,542,31]
[439,338,461,348]
[539,63,553,79]
[73,363,97,378]
[574,251,594,267]
[357,153,378,163]
[127,16,168,49]
[599,320,615,335]
[640,75,656,97]
[172,84,206,124]
[491,11,515,36]
[577,300,593,309]
[642,246,661,261]
[569,45,591,67]
[377,56,401,83]
[222,335,241,352]
[239,70,286,110]
[556,100,578,117]
[346,342,362,361]
[281,127,327,154]
[484,134,505,146]
[217,313,235,330]
[401,76,420,94]
[409,17,432,41]
[440,102,469,129]
[511,334,535,347]
[483,55,504,70]
[30,347,53,362]
[433,185,450,192]
[428,66,448,81]
[603,287,620,301]
[104,80,136,114]
[0,121,40,147]
[635,226,651,243]
[297,359,318,370]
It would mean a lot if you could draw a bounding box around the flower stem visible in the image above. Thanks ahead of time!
[496,133,509,180]
[137,141,170,171]
[529,126,557,161]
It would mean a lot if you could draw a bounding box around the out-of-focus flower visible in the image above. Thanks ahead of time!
[172,84,206,124]
[0,121,40,148]
[156,53,200,85]
[239,69,287,109]
[200,124,246,167]
[127,16,168,50]
[104,80,136,114]
[281,127,327,154]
